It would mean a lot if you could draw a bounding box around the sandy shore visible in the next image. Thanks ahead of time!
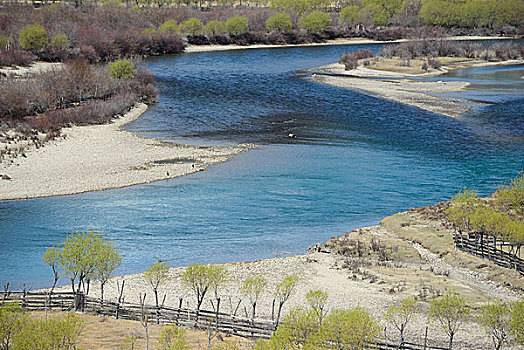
[309,58,523,118]
[311,67,471,117]
[0,103,251,200]
[51,213,523,349]
[185,35,518,53]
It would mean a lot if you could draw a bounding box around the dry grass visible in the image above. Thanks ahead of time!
[362,56,475,75]
[380,212,524,292]
[28,311,256,350]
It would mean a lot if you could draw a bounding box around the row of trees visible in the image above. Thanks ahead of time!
[42,231,122,301]
[253,291,523,350]
[446,173,524,244]
[143,260,300,325]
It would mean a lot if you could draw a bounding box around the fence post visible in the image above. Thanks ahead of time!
[75,292,85,312]
[424,326,428,350]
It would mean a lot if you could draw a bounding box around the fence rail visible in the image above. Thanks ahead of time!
[454,233,524,274]
[2,290,451,349]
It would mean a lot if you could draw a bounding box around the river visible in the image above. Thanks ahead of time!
[1,42,523,288]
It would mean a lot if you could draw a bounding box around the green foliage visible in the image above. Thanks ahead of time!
[495,172,524,217]
[108,59,135,79]
[180,18,204,36]
[275,274,299,304]
[419,0,524,28]
[509,299,524,344]
[299,11,332,35]
[271,0,311,20]
[429,292,469,350]
[119,332,141,350]
[225,16,249,36]
[361,0,403,26]
[385,297,418,343]
[141,27,157,35]
[181,263,229,310]
[446,173,524,244]
[305,289,328,326]
[241,275,268,309]
[144,260,170,292]
[43,245,61,290]
[157,325,189,350]
[206,20,226,36]
[0,304,27,350]
[0,35,11,52]
[266,13,293,33]
[101,0,122,6]
[18,24,48,52]
[10,312,83,350]
[477,301,511,350]
[50,230,121,294]
[267,306,318,349]
[212,339,241,350]
[318,307,380,349]
[159,20,179,34]
[339,5,360,26]
[51,34,69,50]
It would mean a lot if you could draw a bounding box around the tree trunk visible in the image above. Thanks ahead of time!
[449,332,454,350]
[252,301,256,320]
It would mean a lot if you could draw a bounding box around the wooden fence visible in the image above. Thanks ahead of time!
[454,233,524,274]
[1,290,275,338]
[1,290,452,349]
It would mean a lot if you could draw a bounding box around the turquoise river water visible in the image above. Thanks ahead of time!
[1,42,523,288]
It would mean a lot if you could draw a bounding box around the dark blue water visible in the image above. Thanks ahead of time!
[1,44,523,288]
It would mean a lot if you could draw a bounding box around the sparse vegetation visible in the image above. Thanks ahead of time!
[429,291,470,350]
[181,263,229,311]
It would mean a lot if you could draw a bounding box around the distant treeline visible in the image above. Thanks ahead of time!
[1,0,523,67]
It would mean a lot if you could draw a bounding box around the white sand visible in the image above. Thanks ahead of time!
[0,103,251,200]
[184,35,517,53]
[0,61,62,77]
[311,69,471,118]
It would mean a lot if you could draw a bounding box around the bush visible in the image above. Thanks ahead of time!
[266,13,293,33]
[299,11,332,35]
[339,49,374,70]
[159,20,179,34]
[108,59,135,79]
[0,49,36,67]
[206,20,226,36]
[141,27,157,35]
[180,18,204,36]
[225,16,249,36]
[428,58,441,69]
[339,5,360,26]
[51,34,69,50]
[19,24,49,52]
[0,35,10,52]
[158,325,189,350]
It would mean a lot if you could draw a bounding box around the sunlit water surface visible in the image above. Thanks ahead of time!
[1,43,523,288]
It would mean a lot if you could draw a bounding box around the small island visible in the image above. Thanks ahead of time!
[311,40,524,118]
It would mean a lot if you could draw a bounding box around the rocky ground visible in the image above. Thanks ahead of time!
[51,204,523,349]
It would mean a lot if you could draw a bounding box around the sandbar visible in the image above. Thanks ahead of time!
[0,103,251,200]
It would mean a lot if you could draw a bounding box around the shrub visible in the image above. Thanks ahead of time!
[206,20,226,36]
[141,27,157,35]
[428,58,442,69]
[19,24,48,52]
[339,52,358,70]
[159,20,179,34]
[180,18,204,36]
[0,49,36,67]
[299,11,332,35]
[108,59,135,79]
[266,13,293,33]
[225,16,249,36]
[0,35,10,52]
[51,34,69,50]
[339,5,359,26]
[157,325,189,350]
